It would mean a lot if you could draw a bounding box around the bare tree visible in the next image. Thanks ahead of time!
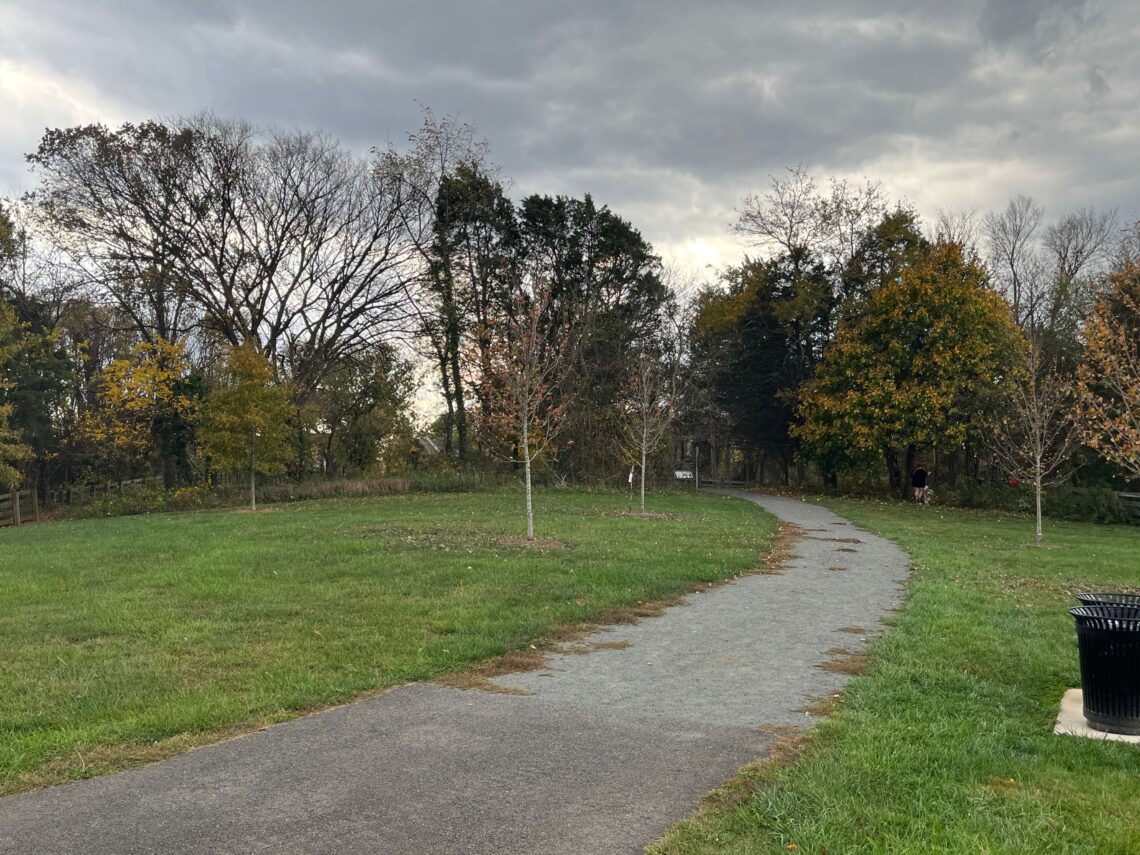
[934,207,979,250]
[615,351,679,511]
[376,110,491,457]
[984,194,1044,327]
[477,276,574,541]
[734,167,885,272]
[816,176,887,271]
[26,122,201,343]
[986,340,1079,545]
[28,116,421,394]
[734,166,823,260]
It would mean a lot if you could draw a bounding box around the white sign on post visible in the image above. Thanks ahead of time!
[674,470,694,480]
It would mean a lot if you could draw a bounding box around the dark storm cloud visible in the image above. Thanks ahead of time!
[1,0,1137,266]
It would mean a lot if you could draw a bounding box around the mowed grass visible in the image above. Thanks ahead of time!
[653,500,1140,855]
[0,487,775,796]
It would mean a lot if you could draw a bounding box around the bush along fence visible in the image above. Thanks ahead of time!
[45,476,165,507]
[1,476,165,526]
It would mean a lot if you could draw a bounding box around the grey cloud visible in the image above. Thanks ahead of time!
[1,0,1137,267]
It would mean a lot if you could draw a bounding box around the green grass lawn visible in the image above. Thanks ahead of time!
[652,500,1140,855]
[0,487,775,796]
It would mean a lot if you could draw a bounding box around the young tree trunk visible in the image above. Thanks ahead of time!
[249,429,257,512]
[640,420,648,511]
[523,420,534,541]
[1035,460,1043,547]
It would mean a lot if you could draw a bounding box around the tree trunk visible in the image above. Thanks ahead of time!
[884,448,900,492]
[439,352,454,457]
[903,444,917,500]
[449,330,468,460]
[249,430,257,512]
[163,453,176,490]
[640,420,648,510]
[1035,459,1043,547]
[523,419,534,541]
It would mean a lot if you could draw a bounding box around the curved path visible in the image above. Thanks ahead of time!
[0,493,908,855]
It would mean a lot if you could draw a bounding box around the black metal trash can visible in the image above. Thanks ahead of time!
[1068,606,1140,735]
[1076,592,1140,607]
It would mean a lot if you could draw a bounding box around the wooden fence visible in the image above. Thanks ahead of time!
[1117,492,1140,524]
[1,476,164,527]
[0,489,38,527]
[46,476,163,508]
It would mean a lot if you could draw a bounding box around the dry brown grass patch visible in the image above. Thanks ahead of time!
[751,522,804,575]
[795,691,842,717]
[590,639,631,651]
[817,651,871,675]
[597,598,682,625]
[434,649,547,693]
[698,725,811,812]
[836,626,869,635]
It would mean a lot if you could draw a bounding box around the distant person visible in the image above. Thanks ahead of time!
[911,466,928,502]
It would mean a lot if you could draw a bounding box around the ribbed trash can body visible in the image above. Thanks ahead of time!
[1076,592,1140,607]
[1069,606,1140,735]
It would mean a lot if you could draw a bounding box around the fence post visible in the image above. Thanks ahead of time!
[13,489,21,526]
[32,484,40,523]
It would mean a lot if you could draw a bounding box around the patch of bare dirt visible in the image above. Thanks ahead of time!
[806,535,863,544]
[836,626,869,634]
[615,510,677,521]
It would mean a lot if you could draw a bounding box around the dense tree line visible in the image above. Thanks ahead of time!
[2,114,1138,535]
[0,111,675,525]
[690,167,1139,526]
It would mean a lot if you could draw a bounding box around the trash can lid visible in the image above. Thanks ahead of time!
[1069,605,1140,630]
[1076,592,1140,606]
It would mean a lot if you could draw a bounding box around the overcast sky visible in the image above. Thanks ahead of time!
[1,0,1137,273]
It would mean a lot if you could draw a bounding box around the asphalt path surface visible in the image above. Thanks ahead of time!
[0,492,909,854]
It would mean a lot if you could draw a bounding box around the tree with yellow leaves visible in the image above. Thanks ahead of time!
[795,242,1024,496]
[75,338,197,483]
[1074,262,1140,483]
[198,343,292,511]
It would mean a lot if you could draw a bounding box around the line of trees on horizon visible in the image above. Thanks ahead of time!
[2,113,1139,538]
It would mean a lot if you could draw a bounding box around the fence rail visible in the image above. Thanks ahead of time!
[0,489,37,527]
[2,476,164,527]
[1117,492,1140,523]
[46,476,164,507]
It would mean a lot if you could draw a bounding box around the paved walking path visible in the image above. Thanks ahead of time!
[0,493,908,855]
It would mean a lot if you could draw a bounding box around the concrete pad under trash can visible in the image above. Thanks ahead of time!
[1054,689,1140,744]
